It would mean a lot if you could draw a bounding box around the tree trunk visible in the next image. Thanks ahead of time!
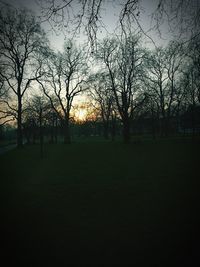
[39,108,43,158]
[192,104,196,138]
[50,115,54,144]
[103,121,109,140]
[160,116,169,137]
[151,116,156,139]
[17,96,23,148]
[164,117,170,137]
[122,118,131,144]
[64,119,71,144]
[25,130,30,145]
[55,116,58,144]
[111,116,116,141]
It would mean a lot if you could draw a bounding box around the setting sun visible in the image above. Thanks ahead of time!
[71,103,89,122]
[75,108,87,122]
[71,102,98,122]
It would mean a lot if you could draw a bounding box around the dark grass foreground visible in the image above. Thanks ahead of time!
[1,139,200,265]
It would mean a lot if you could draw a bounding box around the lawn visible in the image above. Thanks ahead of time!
[1,138,200,265]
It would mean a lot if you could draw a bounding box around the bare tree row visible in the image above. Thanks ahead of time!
[0,4,200,147]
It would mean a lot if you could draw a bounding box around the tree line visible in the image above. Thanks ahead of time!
[0,4,200,147]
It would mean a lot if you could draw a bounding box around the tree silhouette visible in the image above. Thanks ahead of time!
[98,34,146,143]
[0,6,47,147]
[37,40,89,144]
[89,72,115,139]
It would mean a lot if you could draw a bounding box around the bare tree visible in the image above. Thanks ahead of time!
[0,69,6,98]
[98,34,146,143]
[38,0,200,54]
[164,41,185,133]
[37,40,89,143]
[187,36,200,104]
[89,72,116,139]
[38,0,105,49]
[0,6,47,147]
[24,94,51,155]
[151,0,200,42]
[145,42,184,135]
[179,45,200,135]
[37,0,147,50]
[0,67,15,126]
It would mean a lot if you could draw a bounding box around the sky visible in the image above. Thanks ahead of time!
[1,0,171,51]
[0,0,197,122]
[0,0,172,109]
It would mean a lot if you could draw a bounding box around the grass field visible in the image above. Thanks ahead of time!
[1,138,200,265]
